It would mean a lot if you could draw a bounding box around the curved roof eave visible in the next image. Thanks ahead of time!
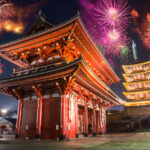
[0,15,119,83]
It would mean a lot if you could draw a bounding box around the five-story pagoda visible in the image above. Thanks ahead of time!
[123,61,150,107]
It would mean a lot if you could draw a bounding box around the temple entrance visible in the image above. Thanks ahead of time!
[88,108,93,135]
[78,106,97,136]
[78,106,84,135]
[96,111,99,134]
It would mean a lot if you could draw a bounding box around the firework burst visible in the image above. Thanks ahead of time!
[0,0,15,23]
[3,21,24,34]
[142,13,150,49]
[104,33,130,57]
[94,0,130,57]
[95,0,130,29]
[79,0,131,57]
[108,29,120,41]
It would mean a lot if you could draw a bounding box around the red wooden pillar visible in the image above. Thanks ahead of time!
[103,107,107,134]
[33,86,42,138]
[36,95,42,137]
[16,100,22,135]
[13,89,22,138]
[84,99,88,137]
[55,82,66,140]
[96,111,99,135]
[99,107,106,135]
[99,106,102,135]
[75,95,79,138]
[92,104,96,136]
[61,94,66,139]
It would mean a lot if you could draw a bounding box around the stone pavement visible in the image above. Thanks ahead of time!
[1,133,150,150]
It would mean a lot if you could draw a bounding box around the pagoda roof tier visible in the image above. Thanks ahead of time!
[0,57,123,105]
[124,100,150,107]
[123,90,150,101]
[123,71,150,83]
[123,80,150,92]
[122,61,150,74]
[0,16,119,85]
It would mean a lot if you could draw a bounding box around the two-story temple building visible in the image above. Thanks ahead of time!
[0,12,123,139]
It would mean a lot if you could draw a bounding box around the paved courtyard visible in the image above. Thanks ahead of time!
[1,133,150,150]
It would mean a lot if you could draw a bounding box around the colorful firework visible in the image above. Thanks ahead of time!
[142,14,150,49]
[96,27,121,46]
[0,0,15,23]
[79,0,131,57]
[131,10,150,49]
[0,0,46,34]
[105,34,130,57]
[95,0,130,29]
[108,29,120,41]
[130,9,139,19]
[0,0,23,34]
[147,14,150,22]
[122,47,129,57]
[3,21,24,34]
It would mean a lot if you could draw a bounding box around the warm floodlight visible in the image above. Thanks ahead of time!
[1,109,8,114]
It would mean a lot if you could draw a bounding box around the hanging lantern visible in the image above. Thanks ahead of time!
[143,65,147,71]
[133,75,137,81]
[143,82,147,88]
[131,94,135,99]
[135,66,139,71]
[141,74,145,80]
[126,67,130,73]
[139,93,144,99]
[147,73,150,80]
[137,74,141,80]
[132,67,135,72]
[139,65,142,71]
[127,76,131,82]
[147,83,150,88]
[128,94,132,99]
[138,83,143,89]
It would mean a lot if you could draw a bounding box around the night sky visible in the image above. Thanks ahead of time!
[0,0,149,111]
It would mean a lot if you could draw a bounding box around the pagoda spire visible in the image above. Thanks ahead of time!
[25,10,55,36]
[38,10,47,21]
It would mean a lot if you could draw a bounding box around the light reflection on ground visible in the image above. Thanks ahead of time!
[1,133,150,150]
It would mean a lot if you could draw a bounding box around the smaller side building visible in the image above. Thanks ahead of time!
[107,61,150,133]
[107,106,150,133]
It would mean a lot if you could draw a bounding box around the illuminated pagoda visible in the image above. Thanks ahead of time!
[123,61,150,107]
[122,61,150,131]
[0,12,123,139]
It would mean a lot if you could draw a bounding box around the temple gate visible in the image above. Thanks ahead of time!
[0,12,123,139]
